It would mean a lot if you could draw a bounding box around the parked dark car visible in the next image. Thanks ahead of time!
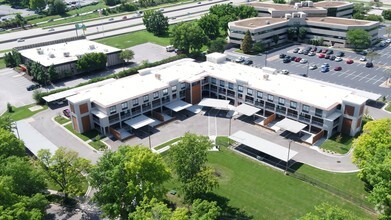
[311,47,317,52]
[292,48,300,53]
[63,109,71,118]
[366,62,373,68]
[325,54,330,59]
[283,58,291,63]
[330,55,336,61]
[290,56,296,61]
[326,50,333,55]
[26,84,40,91]
[335,51,344,57]
[303,50,309,55]
[243,60,253,65]
[317,48,323,53]
[279,54,286,58]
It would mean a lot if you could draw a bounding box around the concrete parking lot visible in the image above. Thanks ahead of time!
[129,43,177,64]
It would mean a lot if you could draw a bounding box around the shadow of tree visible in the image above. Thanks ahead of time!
[200,192,253,220]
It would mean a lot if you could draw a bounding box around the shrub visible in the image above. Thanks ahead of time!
[6,103,13,113]
[335,133,342,143]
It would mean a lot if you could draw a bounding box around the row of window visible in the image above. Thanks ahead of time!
[108,84,186,115]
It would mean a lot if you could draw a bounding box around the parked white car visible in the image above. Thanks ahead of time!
[309,64,317,70]
[335,57,342,62]
[300,59,308,64]
[360,56,367,62]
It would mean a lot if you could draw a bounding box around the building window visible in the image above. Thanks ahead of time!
[302,104,310,113]
[279,97,285,105]
[109,106,116,114]
[228,82,234,90]
[211,78,216,85]
[315,108,323,117]
[143,95,149,102]
[121,102,128,110]
[247,88,253,95]
[257,91,263,98]
[238,85,243,92]
[290,101,297,109]
[132,98,139,106]
[181,83,186,89]
[163,88,168,96]
[267,94,274,102]
[153,91,159,99]
[171,85,177,92]
[220,80,225,88]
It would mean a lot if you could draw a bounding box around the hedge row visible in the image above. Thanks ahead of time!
[36,54,188,104]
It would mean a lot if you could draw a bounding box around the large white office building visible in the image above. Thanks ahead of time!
[67,53,368,144]
[228,1,379,48]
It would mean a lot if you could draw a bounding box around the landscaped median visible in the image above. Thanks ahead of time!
[159,136,376,219]
[1,104,48,121]
[52,116,109,152]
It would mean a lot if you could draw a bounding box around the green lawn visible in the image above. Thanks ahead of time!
[89,140,107,151]
[295,164,371,207]
[386,102,391,112]
[154,137,181,150]
[1,104,48,121]
[54,115,70,125]
[0,58,5,69]
[215,136,232,147]
[320,133,354,154]
[95,29,171,49]
[64,123,99,142]
[164,148,375,219]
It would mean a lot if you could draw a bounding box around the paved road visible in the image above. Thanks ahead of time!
[106,109,359,172]
[30,108,100,163]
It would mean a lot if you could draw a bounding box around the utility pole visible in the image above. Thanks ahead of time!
[285,140,293,175]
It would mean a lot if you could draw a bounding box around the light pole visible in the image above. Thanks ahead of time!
[285,140,293,175]
[229,116,232,136]
[306,62,309,77]
[148,126,152,149]
[264,51,268,67]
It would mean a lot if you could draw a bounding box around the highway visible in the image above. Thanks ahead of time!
[0,0,235,50]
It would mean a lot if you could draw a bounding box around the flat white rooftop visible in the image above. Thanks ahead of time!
[68,54,370,110]
[19,39,121,67]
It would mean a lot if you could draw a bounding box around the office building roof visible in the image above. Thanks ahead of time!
[232,17,287,28]
[306,16,375,26]
[19,39,121,67]
[313,1,351,8]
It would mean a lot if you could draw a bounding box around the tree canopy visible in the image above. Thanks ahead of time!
[171,22,208,54]
[241,30,253,54]
[119,49,135,63]
[30,0,46,12]
[198,14,220,40]
[143,10,169,36]
[208,38,226,53]
[168,133,218,202]
[301,203,360,220]
[353,118,391,218]
[0,128,26,158]
[90,146,171,220]
[76,52,107,73]
[37,147,91,201]
[346,29,371,49]
[382,9,391,20]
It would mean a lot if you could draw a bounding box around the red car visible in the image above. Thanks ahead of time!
[318,54,325,58]
[122,16,127,20]
[346,59,354,64]
[295,57,302,62]
[334,66,342,71]
[321,49,328,53]
[63,109,70,118]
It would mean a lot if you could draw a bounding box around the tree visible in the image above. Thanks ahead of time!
[198,14,220,40]
[90,146,170,220]
[301,203,359,220]
[47,64,58,82]
[0,128,26,158]
[298,27,307,40]
[208,38,226,53]
[353,119,391,218]
[0,115,14,131]
[252,41,265,53]
[48,0,66,15]
[168,133,218,202]
[218,14,237,35]
[143,10,169,36]
[171,22,208,54]
[76,52,107,73]
[365,14,383,22]
[382,9,391,20]
[131,198,173,220]
[104,0,121,6]
[119,49,135,63]
[346,29,371,49]
[272,34,279,45]
[29,0,46,12]
[15,14,27,29]
[4,52,16,67]
[273,0,286,3]
[12,50,22,66]
[287,27,296,40]
[191,199,221,220]
[37,147,91,201]
[235,5,257,19]
[241,30,253,54]
[209,4,236,18]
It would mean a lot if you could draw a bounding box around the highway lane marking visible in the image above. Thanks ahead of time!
[373,77,384,85]
[358,74,370,81]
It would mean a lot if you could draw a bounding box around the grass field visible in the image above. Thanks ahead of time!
[1,104,48,121]
[320,133,354,154]
[54,115,70,125]
[64,123,99,142]
[154,137,181,150]
[386,102,391,112]
[0,58,5,69]
[164,148,375,219]
[95,29,171,49]
[89,140,107,151]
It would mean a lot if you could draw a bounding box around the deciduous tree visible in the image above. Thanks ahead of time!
[90,146,170,220]
[0,115,14,131]
[0,128,26,158]
[301,203,359,220]
[119,49,135,63]
[241,30,253,54]
[37,147,91,201]
[235,5,257,19]
[346,29,371,49]
[208,38,226,53]
[382,9,391,20]
[171,22,208,54]
[29,0,46,12]
[143,10,169,36]
[76,52,107,73]
[198,14,220,40]
[191,199,221,220]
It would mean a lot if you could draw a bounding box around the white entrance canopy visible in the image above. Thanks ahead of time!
[275,118,307,134]
[229,130,298,162]
[198,98,230,109]
[165,100,192,112]
[124,115,156,129]
[235,103,260,116]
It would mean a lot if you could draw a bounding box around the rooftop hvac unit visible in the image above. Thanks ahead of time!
[265,20,270,24]
[263,74,269,80]
[63,52,70,57]
[155,73,161,80]
[49,53,55,58]
[104,49,108,52]
[89,45,95,50]
[320,18,324,21]
[307,1,313,7]
[37,49,44,55]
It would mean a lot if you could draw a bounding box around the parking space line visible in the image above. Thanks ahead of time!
[365,75,378,83]
[375,67,382,71]
[351,72,363,80]
[373,77,384,85]
[337,69,349,77]
[358,74,370,81]
[344,70,356,78]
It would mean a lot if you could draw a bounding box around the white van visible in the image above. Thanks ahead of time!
[166,45,175,52]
